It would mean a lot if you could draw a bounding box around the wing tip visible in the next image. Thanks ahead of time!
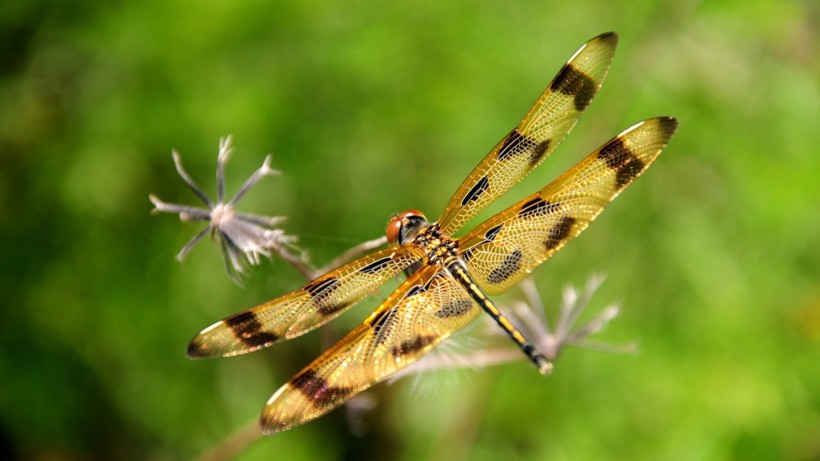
[260,383,298,435]
[622,116,680,141]
[656,116,680,138]
[594,31,619,47]
[186,331,226,359]
[186,336,211,359]
[185,317,277,359]
[260,415,291,435]
[186,320,221,358]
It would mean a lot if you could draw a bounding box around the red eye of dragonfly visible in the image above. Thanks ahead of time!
[386,209,426,245]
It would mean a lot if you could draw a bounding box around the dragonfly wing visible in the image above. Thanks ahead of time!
[187,245,424,358]
[459,117,678,295]
[437,32,618,235]
[260,265,479,433]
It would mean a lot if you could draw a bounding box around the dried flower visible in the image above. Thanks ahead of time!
[150,136,301,282]
[390,274,635,381]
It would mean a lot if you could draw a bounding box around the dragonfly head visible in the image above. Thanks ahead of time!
[386,210,428,245]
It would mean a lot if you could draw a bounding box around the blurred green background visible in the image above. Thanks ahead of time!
[1,0,817,460]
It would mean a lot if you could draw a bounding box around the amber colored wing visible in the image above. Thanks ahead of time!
[458,117,678,295]
[259,265,480,434]
[187,245,424,358]
[437,32,618,235]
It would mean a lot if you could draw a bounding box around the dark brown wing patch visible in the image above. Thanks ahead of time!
[292,369,354,410]
[390,335,436,357]
[485,224,503,242]
[545,216,576,250]
[487,249,524,284]
[550,64,597,111]
[497,130,552,166]
[517,196,559,218]
[461,175,490,206]
[530,139,552,166]
[434,299,473,318]
[304,277,347,315]
[359,257,393,274]
[597,137,646,188]
[224,311,279,347]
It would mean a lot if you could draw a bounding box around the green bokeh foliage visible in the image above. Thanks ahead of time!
[0,0,817,460]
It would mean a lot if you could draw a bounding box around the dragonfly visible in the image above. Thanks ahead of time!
[187,32,678,434]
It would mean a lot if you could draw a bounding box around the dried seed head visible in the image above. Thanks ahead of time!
[150,136,302,282]
[390,274,635,381]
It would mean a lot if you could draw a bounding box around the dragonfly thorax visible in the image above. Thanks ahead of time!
[386,209,428,245]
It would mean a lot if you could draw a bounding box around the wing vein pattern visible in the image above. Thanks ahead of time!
[188,245,424,358]
[437,32,618,234]
[459,117,678,295]
[260,265,479,433]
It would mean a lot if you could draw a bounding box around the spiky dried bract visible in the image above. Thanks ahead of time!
[389,275,635,380]
[150,136,302,282]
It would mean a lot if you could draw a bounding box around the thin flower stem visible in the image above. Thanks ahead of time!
[228,155,279,206]
[278,247,316,280]
[393,348,524,380]
[316,236,388,276]
[280,236,389,280]
[565,304,620,342]
[216,136,232,203]
[194,419,262,461]
[566,274,605,329]
[571,338,638,354]
[173,151,214,208]
[178,227,211,262]
[149,194,209,220]
[231,213,286,228]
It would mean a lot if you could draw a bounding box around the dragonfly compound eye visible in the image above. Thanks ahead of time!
[386,210,427,245]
